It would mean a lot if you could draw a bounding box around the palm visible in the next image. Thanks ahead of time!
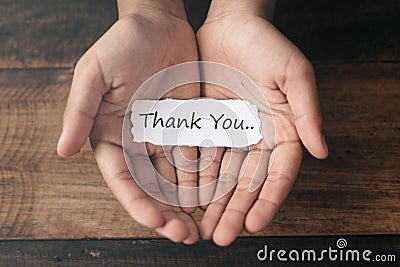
[196,13,326,246]
[59,12,199,244]
[92,14,198,142]
[197,14,301,142]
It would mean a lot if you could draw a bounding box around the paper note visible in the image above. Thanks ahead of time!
[130,99,262,147]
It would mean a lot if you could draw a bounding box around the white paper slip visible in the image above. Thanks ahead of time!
[130,99,262,147]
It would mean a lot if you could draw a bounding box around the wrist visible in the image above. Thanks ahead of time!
[206,0,276,22]
[117,0,187,21]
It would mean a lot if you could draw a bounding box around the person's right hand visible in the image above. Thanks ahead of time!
[57,2,200,244]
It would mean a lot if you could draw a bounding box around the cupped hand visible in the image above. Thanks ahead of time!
[196,11,328,246]
[57,7,199,244]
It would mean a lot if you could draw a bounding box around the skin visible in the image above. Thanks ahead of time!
[57,0,328,246]
[197,0,328,246]
[57,0,200,244]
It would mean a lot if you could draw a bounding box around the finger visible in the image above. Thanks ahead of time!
[180,213,200,245]
[163,83,200,213]
[127,141,197,243]
[149,145,178,207]
[212,143,270,247]
[199,196,230,240]
[92,140,164,229]
[211,147,248,203]
[58,54,108,157]
[155,204,199,244]
[199,147,247,240]
[198,147,224,209]
[172,145,198,213]
[280,53,328,159]
[148,145,198,243]
[198,82,239,210]
[245,141,303,233]
[248,142,274,192]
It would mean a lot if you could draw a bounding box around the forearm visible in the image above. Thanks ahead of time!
[207,0,276,21]
[117,0,187,20]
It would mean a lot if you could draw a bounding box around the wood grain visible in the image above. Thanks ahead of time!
[0,69,148,239]
[1,0,399,69]
[274,0,400,64]
[0,63,398,239]
[0,236,399,266]
[0,0,117,69]
[0,0,399,240]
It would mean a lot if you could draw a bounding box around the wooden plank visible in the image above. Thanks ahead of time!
[0,69,156,239]
[0,236,399,266]
[0,63,399,239]
[274,0,400,63]
[0,0,117,69]
[280,63,400,235]
[1,0,399,69]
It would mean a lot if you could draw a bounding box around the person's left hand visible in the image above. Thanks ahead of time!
[196,8,329,246]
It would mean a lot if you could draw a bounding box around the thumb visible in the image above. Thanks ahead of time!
[57,54,107,157]
[281,54,328,159]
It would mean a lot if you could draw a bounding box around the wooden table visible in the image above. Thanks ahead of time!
[0,0,399,265]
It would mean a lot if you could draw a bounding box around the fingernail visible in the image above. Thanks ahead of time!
[248,180,262,193]
[57,134,64,149]
[321,134,328,154]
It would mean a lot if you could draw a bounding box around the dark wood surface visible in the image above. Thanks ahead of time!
[274,0,400,64]
[0,236,399,266]
[0,0,399,265]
